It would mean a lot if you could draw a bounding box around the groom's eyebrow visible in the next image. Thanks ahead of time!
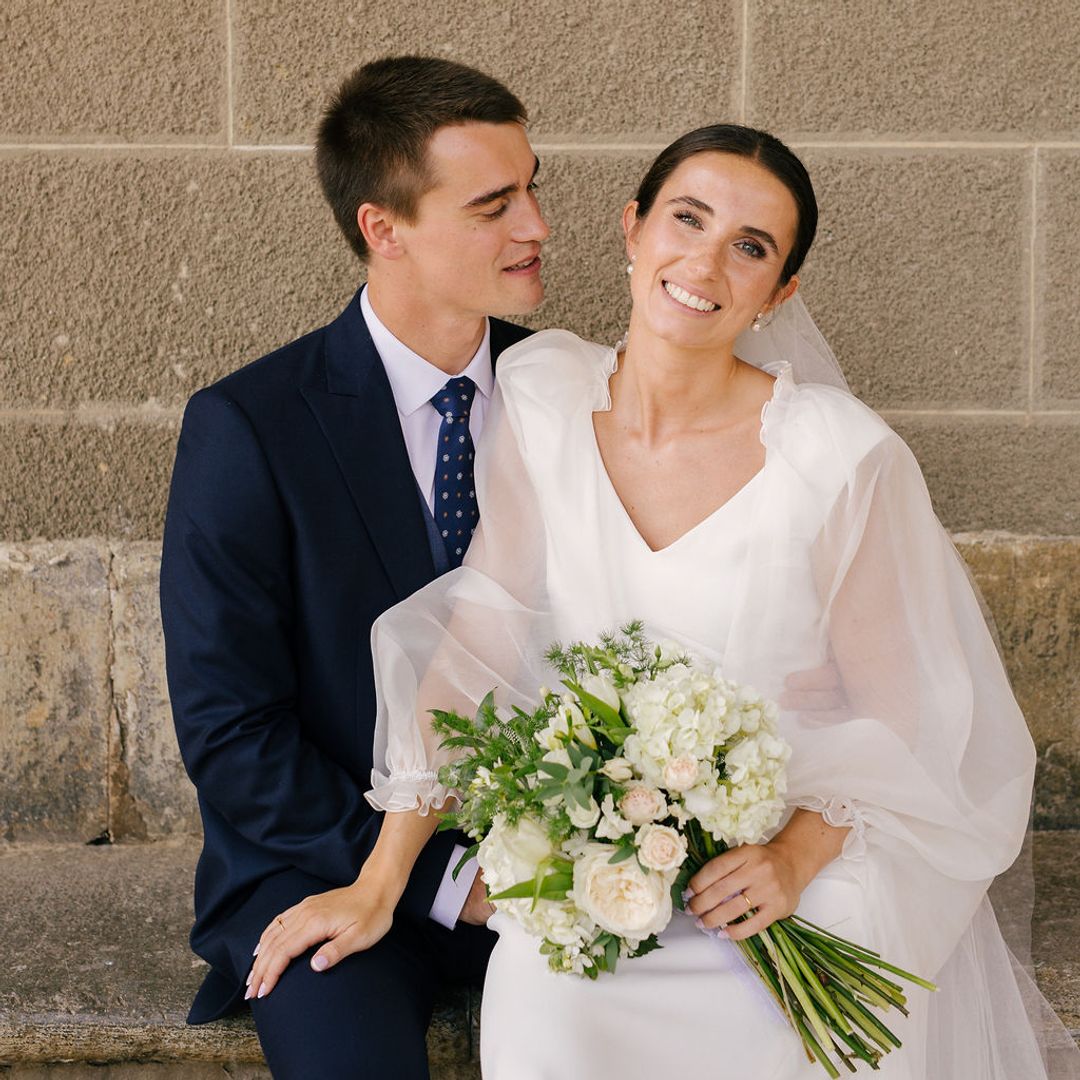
[464,157,542,208]
[668,196,780,255]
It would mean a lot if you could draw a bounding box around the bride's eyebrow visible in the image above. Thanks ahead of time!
[667,196,779,255]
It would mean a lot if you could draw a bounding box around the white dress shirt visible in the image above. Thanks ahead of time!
[360,287,484,929]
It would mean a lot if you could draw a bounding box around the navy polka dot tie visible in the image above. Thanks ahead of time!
[431,376,478,570]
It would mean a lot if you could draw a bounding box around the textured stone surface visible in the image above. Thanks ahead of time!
[1030,831,1080,1032]
[1038,151,1080,405]
[0,0,225,142]
[0,545,110,841]
[519,150,648,345]
[959,537,1080,830]
[232,1,739,143]
[0,152,357,409]
[893,415,1080,536]
[796,149,1029,410]
[109,544,198,839]
[0,417,179,541]
[749,0,1080,138]
[0,840,476,1072]
[0,836,1073,1070]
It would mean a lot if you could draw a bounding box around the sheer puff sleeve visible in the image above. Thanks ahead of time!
[756,388,1036,971]
[365,341,567,815]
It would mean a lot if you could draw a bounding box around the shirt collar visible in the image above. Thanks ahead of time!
[360,286,494,417]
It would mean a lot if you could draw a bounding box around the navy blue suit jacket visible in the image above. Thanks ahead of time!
[160,288,532,1022]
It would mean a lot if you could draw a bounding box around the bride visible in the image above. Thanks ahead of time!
[247,125,1080,1077]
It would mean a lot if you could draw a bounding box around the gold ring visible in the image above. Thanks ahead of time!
[743,893,754,912]
[276,916,286,930]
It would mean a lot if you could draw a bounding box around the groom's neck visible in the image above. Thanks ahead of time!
[365,276,486,377]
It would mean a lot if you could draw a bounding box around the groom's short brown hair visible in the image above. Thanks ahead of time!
[316,56,528,262]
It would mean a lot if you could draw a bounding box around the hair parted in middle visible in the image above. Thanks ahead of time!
[315,56,528,263]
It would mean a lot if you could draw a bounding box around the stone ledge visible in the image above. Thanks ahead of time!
[0,839,476,1076]
[0,835,1077,1074]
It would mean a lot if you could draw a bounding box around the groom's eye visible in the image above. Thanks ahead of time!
[483,202,509,220]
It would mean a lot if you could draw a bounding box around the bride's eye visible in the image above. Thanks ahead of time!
[674,210,702,229]
[736,238,766,258]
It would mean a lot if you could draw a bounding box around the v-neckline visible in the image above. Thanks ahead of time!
[589,350,787,556]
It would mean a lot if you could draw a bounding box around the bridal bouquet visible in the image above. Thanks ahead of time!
[432,623,935,1077]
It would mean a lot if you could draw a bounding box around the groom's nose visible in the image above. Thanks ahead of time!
[513,197,550,244]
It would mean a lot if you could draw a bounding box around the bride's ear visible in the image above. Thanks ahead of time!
[770,274,800,312]
[621,201,641,262]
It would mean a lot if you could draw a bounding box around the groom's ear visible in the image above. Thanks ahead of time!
[358,202,405,261]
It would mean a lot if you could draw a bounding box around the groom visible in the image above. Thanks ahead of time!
[161,56,547,1078]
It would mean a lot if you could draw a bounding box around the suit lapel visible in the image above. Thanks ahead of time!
[301,290,436,601]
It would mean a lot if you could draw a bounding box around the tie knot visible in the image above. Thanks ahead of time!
[431,376,476,421]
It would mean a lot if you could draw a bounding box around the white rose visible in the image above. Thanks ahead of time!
[595,794,634,840]
[567,796,601,829]
[572,843,672,941]
[580,672,622,712]
[662,755,699,792]
[600,756,634,783]
[619,784,668,825]
[635,823,688,873]
[477,813,554,895]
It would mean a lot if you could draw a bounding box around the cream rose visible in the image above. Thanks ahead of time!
[619,784,668,825]
[662,755,699,792]
[635,823,688,873]
[572,843,672,941]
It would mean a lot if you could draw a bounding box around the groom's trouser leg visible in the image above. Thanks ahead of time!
[223,867,489,1080]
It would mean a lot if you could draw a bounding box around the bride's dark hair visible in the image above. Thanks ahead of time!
[632,125,817,286]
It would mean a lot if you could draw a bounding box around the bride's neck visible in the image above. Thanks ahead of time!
[614,330,742,443]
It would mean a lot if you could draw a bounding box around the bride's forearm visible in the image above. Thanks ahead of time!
[769,807,849,891]
[357,808,441,901]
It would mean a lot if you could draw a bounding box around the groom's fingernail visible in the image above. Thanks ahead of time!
[311,955,329,972]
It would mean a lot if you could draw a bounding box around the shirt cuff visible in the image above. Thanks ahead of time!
[429,843,480,930]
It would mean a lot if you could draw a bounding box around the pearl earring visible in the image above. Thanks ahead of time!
[626,256,635,275]
[751,311,764,332]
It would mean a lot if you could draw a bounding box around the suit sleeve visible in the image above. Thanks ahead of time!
[160,387,455,921]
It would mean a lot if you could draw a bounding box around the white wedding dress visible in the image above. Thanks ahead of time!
[366,324,1080,1079]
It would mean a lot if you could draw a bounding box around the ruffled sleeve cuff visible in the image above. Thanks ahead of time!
[793,795,868,861]
[365,769,460,816]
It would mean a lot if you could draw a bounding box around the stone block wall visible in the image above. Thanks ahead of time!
[2,3,1078,838]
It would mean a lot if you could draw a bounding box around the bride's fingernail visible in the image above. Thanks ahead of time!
[694,917,705,930]
[256,982,267,999]
[252,943,260,957]
[244,985,254,1000]
[311,955,329,972]
[681,887,694,903]
[245,970,253,986]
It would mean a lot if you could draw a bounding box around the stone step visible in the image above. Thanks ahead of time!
[2,536,1078,845]
[1,835,1077,1075]
[0,838,478,1078]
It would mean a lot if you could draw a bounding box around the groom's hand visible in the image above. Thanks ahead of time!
[458,870,496,926]
[779,660,848,721]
